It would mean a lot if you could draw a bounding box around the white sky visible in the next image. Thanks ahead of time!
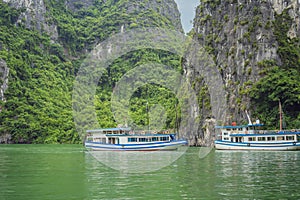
[174,0,200,33]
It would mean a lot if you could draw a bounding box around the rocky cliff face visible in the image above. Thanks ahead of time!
[0,0,184,143]
[0,59,9,103]
[3,0,58,40]
[184,0,300,145]
[123,0,183,31]
[4,0,183,42]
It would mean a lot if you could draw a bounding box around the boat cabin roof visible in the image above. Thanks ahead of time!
[215,124,264,129]
[103,133,173,137]
[86,127,131,133]
[231,131,300,137]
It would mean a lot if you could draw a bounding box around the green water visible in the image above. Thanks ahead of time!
[0,145,299,200]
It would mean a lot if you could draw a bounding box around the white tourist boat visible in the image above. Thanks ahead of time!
[215,104,300,151]
[84,127,188,151]
[214,122,300,151]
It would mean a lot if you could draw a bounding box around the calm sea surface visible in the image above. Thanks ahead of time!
[0,145,299,200]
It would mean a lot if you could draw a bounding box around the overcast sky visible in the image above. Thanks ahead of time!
[174,0,200,33]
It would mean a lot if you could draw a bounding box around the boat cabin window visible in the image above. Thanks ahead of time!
[248,137,256,141]
[258,137,266,141]
[128,138,138,142]
[108,138,117,144]
[286,136,294,141]
[223,132,228,136]
[160,136,169,141]
[223,137,229,140]
[277,136,285,141]
[152,137,159,141]
[267,136,275,141]
[297,134,300,142]
[93,137,106,143]
[234,137,242,142]
[139,138,148,142]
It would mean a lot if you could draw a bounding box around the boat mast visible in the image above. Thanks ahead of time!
[146,85,150,134]
[147,101,150,133]
[279,100,282,131]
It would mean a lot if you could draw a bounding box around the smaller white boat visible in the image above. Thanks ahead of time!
[215,104,300,151]
[84,127,187,151]
[214,123,300,151]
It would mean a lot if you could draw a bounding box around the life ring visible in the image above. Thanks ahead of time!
[165,130,169,134]
[153,131,157,134]
[141,131,145,134]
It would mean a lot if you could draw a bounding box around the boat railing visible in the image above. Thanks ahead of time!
[228,129,300,135]
[253,129,300,134]
[129,130,173,135]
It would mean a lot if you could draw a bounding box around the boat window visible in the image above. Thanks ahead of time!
[277,136,285,141]
[267,136,275,141]
[139,138,148,142]
[223,132,228,135]
[258,137,266,141]
[226,128,231,131]
[234,137,242,142]
[286,136,294,141]
[128,138,137,142]
[248,137,256,141]
[152,137,159,141]
[223,137,229,140]
[160,136,169,141]
[94,137,105,143]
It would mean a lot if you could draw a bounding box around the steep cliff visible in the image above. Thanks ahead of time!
[0,59,9,102]
[184,0,300,145]
[0,0,183,143]
[2,0,58,40]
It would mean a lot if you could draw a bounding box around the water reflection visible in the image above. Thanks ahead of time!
[214,151,300,199]
[86,146,188,173]
[1,146,299,200]
[84,151,186,199]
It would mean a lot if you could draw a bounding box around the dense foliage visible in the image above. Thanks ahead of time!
[0,0,182,143]
[250,9,300,129]
[0,1,77,143]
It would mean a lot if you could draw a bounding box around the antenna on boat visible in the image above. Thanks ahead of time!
[146,85,150,134]
[245,110,252,125]
[279,100,282,131]
[175,98,179,134]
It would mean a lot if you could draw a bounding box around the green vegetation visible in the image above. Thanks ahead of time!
[250,9,300,129]
[0,1,77,143]
[0,0,182,143]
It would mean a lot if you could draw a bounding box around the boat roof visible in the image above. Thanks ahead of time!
[230,131,300,137]
[215,124,264,129]
[105,133,174,137]
[86,127,131,133]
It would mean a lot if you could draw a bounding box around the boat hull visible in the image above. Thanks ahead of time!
[85,140,188,151]
[215,140,300,151]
